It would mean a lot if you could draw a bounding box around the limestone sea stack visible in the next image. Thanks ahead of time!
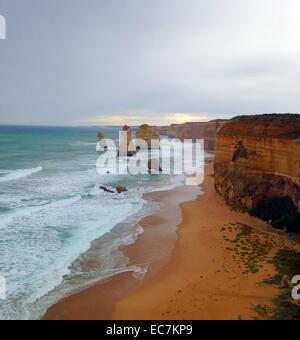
[214,114,300,211]
[119,125,136,157]
[136,124,160,150]
[122,125,132,147]
[97,131,108,150]
[98,131,105,142]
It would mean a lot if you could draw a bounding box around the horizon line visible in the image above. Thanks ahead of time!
[1,113,299,129]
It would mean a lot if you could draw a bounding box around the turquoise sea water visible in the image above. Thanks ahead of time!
[0,126,184,320]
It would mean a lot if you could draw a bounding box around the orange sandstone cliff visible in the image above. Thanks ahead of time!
[136,124,160,149]
[214,114,300,211]
[156,120,227,150]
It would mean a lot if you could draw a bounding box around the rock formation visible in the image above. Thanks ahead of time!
[136,124,160,150]
[97,131,108,150]
[100,186,115,194]
[116,186,128,194]
[156,120,227,150]
[98,131,105,141]
[204,120,228,150]
[122,125,132,147]
[99,185,128,194]
[214,114,300,211]
[119,125,136,157]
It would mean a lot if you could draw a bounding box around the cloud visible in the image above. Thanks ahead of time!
[86,112,214,126]
[0,0,300,125]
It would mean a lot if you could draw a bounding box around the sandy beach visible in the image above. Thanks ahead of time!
[44,163,299,320]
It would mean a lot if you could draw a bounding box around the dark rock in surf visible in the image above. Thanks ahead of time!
[100,186,115,194]
[116,186,128,194]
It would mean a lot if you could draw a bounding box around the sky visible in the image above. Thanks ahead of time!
[0,0,300,126]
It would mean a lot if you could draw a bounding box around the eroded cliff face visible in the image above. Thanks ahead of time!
[214,114,300,211]
[156,120,227,150]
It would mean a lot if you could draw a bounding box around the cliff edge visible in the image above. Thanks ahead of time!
[214,114,300,212]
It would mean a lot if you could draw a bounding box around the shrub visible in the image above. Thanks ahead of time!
[250,196,300,233]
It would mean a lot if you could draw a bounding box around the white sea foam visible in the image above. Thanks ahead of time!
[0,195,81,230]
[0,166,43,183]
[30,197,145,320]
[0,180,147,320]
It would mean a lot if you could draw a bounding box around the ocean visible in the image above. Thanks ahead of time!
[0,126,186,320]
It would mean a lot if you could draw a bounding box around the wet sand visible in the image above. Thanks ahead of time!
[44,163,299,320]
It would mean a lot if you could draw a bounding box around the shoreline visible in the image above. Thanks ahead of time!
[44,163,299,320]
[43,182,200,320]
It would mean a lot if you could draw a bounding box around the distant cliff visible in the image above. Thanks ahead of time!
[156,120,227,150]
[214,114,300,212]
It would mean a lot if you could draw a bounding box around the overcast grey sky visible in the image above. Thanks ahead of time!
[0,0,299,126]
